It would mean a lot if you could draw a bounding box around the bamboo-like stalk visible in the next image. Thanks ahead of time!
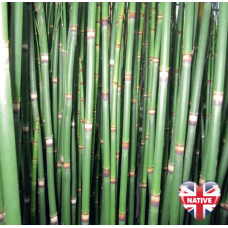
[94,81,101,225]
[110,3,125,224]
[81,3,96,224]
[147,1,156,197]
[158,4,184,225]
[139,4,149,196]
[99,59,105,224]
[33,16,44,132]
[52,17,59,169]
[128,3,140,224]
[79,56,85,222]
[134,5,145,212]
[71,115,77,225]
[148,4,164,222]
[109,3,118,112]
[101,4,111,224]
[9,3,23,174]
[170,3,194,225]
[91,2,101,193]
[0,3,21,224]
[148,3,171,225]
[205,22,212,139]
[160,103,170,213]
[139,3,150,224]
[116,34,124,219]
[21,3,31,224]
[94,134,101,225]
[61,3,78,225]
[200,2,227,189]
[209,15,216,124]
[83,4,88,95]
[193,126,201,186]
[181,4,211,224]
[56,23,63,216]
[170,3,183,137]
[192,3,199,56]
[71,15,79,225]
[28,3,46,224]
[182,2,211,186]
[35,2,58,224]
[216,123,228,191]
[118,3,136,225]
[31,115,39,224]
[201,5,228,225]
[77,57,83,225]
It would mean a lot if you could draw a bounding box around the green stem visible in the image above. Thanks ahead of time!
[170,3,194,225]
[36,2,58,224]
[148,3,171,225]
[101,3,111,224]
[0,3,21,224]
[118,3,136,225]
[81,3,96,224]
[9,3,23,175]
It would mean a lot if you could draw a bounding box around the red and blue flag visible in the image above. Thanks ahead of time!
[179,181,220,221]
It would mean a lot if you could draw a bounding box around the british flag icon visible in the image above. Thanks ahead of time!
[179,181,221,221]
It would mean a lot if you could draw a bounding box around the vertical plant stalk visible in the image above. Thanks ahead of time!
[99,57,105,224]
[35,2,58,224]
[170,3,183,140]
[52,22,59,170]
[101,3,111,224]
[170,3,194,225]
[160,2,183,225]
[201,3,228,225]
[209,15,215,124]
[21,3,31,224]
[139,4,149,195]
[91,2,101,192]
[200,14,215,183]
[0,2,21,224]
[109,3,118,112]
[193,127,201,184]
[148,3,171,225]
[94,70,101,224]
[77,57,83,225]
[79,56,85,221]
[56,24,62,216]
[205,20,212,140]
[9,3,23,173]
[116,34,124,218]
[94,121,101,225]
[147,2,156,197]
[182,1,211,192]
[134,4,145,213]
[79,3,85,69]
[31,115,40,224]
[148,5,164,224]
[71,115,77,225]
[139,3,150,224]
[28,3,46,224]
[81,3,96,225]
[118,3,136,225]
[61,3,78,225]
[128,3,140,224]
[216,122,228,190]
[110,2,125,224]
